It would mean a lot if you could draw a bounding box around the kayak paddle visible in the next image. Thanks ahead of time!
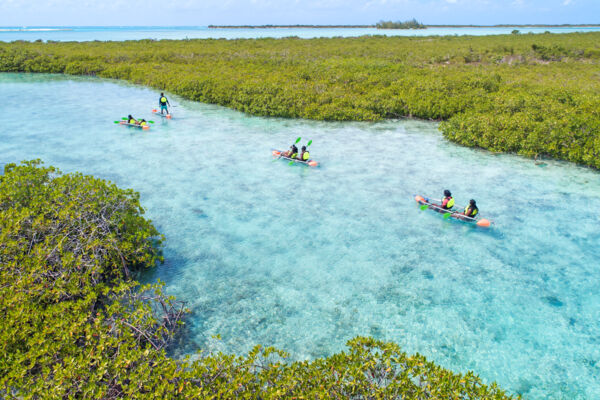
[420,204,428,210]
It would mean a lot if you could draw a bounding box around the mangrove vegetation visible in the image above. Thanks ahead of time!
[376,19,426,29]
[0,161,516,398]
[0,33,599,167]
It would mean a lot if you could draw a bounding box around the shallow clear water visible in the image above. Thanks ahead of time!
[2,73,600,399]
[1,25,600,42]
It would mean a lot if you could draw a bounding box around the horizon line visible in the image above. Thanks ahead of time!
[1,23,600,28]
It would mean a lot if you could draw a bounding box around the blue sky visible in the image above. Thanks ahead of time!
[0,0,598,26]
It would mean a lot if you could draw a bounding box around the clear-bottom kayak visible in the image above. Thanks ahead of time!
[152,109,172,119]
[119,121,150,130]
[415,195,492,228]
[272,149,318,167]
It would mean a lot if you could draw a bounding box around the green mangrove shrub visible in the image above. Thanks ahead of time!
[0,161,516,398]
[376,19,426,29]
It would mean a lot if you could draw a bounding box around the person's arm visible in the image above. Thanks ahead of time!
[167,98,171,106]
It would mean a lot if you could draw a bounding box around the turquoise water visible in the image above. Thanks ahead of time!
[2,72,600,399]
[1,25,600,42]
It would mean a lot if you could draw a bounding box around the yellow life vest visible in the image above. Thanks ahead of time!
[464,206,478,217]
[291,153,297,159]
[302,151,310,161]
[160,97,167,103]
[129,119,136,124]
[444,197,455,209]
[140,121,147,126]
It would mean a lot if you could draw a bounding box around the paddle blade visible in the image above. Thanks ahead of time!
[121,117,128,120]
[443,212,453,219]
[420,204,428,210]
[295,137,301,144]
[148,121,155,124]
[114,121,120,124]
[288,161,294,166]
[307,140,312,147]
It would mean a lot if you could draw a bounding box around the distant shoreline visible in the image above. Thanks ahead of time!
[208,24,600,29]
[0,28,73,32]
[208,25,374,29]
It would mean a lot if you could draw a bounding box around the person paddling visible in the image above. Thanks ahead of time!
[159,93,170,115]
[299,145,310,161]
[282,143,298,158]
[439,189,455,211]
[127,114,137,124]
[462,199,479,219]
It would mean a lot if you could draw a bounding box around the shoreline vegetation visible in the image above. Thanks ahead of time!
[0,32,599,168]
[0,160,517,398]
[376,19,426,29]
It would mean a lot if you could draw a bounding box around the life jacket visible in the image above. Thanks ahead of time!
[160,97,167,105]
[129,119,136,124]
[302,151,310,161]
[140,121,147,126]
[442,196,455,209]
[464,205,478,217]
[291,153,298,159]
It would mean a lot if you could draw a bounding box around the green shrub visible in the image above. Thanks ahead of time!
[376,19,426,29]
[0,161,517,398]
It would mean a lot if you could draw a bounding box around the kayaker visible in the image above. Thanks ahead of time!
[127,115,137,124]
[159,93,170,115]
[299,145,310,161]
[440,190,455,210]
[462,199,479,219]
[138,118,148,126]
[282,143,298,158]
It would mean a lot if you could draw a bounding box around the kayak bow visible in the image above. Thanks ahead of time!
[415,195,491,228]
[272,149,318,167]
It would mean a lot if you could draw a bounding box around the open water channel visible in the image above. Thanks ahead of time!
[1,73,599,399]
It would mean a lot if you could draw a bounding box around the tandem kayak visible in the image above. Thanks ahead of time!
[415,195,492,228]
[272,149,318,167]
[119,121,150,130]
[152,109,172,119]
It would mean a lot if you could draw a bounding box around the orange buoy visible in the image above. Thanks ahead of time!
[476,218,491,228]
[415,195,425,203]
